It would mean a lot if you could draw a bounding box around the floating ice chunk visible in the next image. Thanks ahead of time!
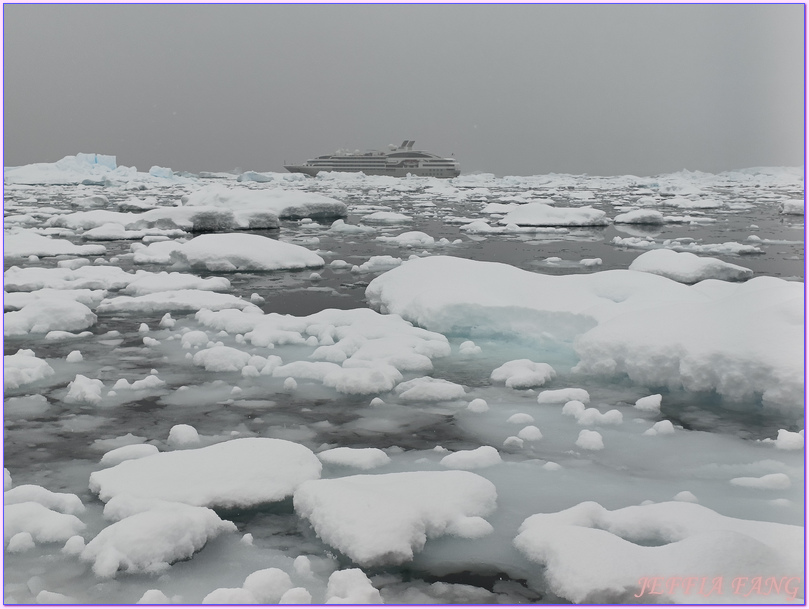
[66,350,83,363]
[136,590,171,604]
[329,219,375,234]
[561,400,586,417]
[377,231,435,247]
[543,461,562,471]
[100,444,160,467]
[773,429,804,450]
[294,471,497,566]
[81,503,236,578]
[490,359,555,389]
[4,349,55,391]
[326,569,383,604]
[574,407,623,426]
[537,387,590,405]
[780,199,804,215]
[279,588,312,604]
[580,257,602,267]
[4,298,97,337]
[467,398,489,413]
[613,209,665,224]
[643,420,675,436]
[4,230,106,258]
[499,203,608,227]
[440,446,502,470]
[98,290,259,314]
[7,532,35,552]
[192,346,252,372]
[170,233,325,272]
[243,567,293,603]
[4,485,85,515]
[318,447,391,470]
[507,413,534,424]
[4,264,133,291]
[184,183,346,219]
[202,588,258,604]
[4,502,85,544]
[629,249,753,283]
[361,211,412,224]
[4,469,12,491]
[673,491,699,503]
[458,340,481,356]
[517,425,543,441]
[503,436,524,449]
[394,376,466,401]
[123,272,231,296]
[514,500,803,603]
[730,473,791,490]
[168,424,200,448]
[89,438,322,508]
[354,255,403,273]
[634,394,662,412]
[284,377,298,391]
[64,375,104,405]
[575,430,604,451]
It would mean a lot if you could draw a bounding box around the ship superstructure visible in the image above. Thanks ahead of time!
[284,140,460,178]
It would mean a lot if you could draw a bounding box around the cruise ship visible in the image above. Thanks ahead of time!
[284,140,460,178]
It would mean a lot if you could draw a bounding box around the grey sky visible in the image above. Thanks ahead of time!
[3,4,804,177]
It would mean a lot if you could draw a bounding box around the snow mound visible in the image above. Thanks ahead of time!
[629,249,753,283]
[80,502,236,578]
[317,447,391,470]
[89,438,322,508]
[514,501,803,603]
[490,359,556,389]
[5,230,106,258]
[293,471,497,566]
[100,444,160,467]
[326,569,383,603]
[499,203,608,227]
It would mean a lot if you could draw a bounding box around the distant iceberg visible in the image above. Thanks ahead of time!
[3,153,192,186]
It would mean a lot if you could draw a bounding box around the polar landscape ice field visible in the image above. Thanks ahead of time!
[3,154,805,604]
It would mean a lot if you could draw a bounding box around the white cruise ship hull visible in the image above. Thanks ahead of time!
[285,141,460,178]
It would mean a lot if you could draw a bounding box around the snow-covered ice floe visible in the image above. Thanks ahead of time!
[367,255,804,411]
[514,501,803,603]
[293,471,497,566]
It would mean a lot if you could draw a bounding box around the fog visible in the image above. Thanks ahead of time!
[3,4,804,176]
